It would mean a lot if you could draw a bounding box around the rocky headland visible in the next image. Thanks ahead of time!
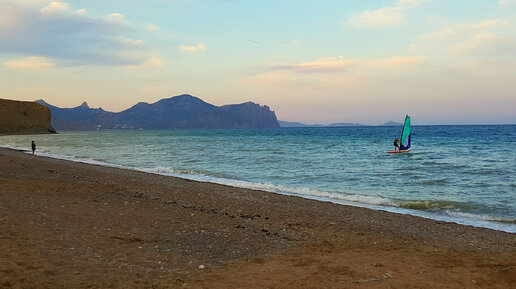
[0,99,56,135]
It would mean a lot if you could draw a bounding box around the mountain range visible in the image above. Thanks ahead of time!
[36,94,280,131]
[278,121,402,127]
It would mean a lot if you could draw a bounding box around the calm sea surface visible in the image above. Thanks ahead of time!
[2,125,515,232]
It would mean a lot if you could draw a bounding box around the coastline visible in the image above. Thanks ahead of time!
[3,142,514,234]
[1,147,515,288]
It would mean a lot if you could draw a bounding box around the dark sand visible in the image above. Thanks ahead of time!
[0,147,515,288]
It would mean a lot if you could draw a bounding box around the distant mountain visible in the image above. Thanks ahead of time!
[1,98,56,135]
[278,121,363,127]
[279,120,408,127]
[36,100,114,130]
[221,102,279,128]
[381,121,403,126]
[327,122,363,127]
[37,94,280,131]
[278,121,313,127]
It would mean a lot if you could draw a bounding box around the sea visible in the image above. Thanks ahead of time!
[1,125,515,233]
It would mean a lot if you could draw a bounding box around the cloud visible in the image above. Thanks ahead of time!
[146,23,159,31]
[40,1,68,14]
[269,55,425,74]
[364,56,427,68]
[271,57,357,73]
[125,55,164,69]
[414,18,515,57]
[345,0,425,28]
[108,13,125,22]
[119,38,144,46]
[453,33,498,54]
[453,33,516,56]
[472,19,502,29]
[0,1,158,67]
[3,56,55,69]
[75,8,86,14]
[345,7,405,27]
[430,19,506,38]
[180,43,206,52]
[243,54,426,96]
[142,55,164,67]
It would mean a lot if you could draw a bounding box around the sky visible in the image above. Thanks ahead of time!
[0,0,515,125]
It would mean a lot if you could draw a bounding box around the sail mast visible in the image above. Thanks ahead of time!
[400,114,407,142]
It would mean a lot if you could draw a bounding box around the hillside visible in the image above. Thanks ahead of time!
[381,121,403,126]
[0,99,56,135]
[37,94,280,131]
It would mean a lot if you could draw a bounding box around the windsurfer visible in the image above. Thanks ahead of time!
[394,138,400,151]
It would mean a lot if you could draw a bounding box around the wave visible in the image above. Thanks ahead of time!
[1,145,515,233]
[0,144,28,151]
[464,168,507,175]
[142,165,516,232]
[445,211,516,225]
[394,199,481,211]
[420,179,447,186]
[140,166,396,207]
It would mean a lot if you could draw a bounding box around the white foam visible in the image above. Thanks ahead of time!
[139,165,396,208]
[137,166,516,233]
[445,210,516,224]
[2,145,515,233]
[0,144,28,151]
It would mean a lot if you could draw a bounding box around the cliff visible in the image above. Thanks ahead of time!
[221,102,279,128]
[37,94,280,130]
[0,99,56,135]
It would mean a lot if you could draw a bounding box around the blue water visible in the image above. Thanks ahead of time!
[2,125,515,232]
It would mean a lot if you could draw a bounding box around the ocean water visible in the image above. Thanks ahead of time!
[2,125,515,233]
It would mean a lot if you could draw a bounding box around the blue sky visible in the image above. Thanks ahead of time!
[1,0,515,124]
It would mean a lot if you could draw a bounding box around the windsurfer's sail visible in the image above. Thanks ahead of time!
[399,115,411,150]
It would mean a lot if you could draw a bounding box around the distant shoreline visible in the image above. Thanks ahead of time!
[279,122,516,127]
[3,123,515,135]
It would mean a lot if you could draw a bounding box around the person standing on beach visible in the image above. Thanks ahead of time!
[31,141,36,155]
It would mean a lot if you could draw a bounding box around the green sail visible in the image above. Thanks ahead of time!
[400,115,411,150]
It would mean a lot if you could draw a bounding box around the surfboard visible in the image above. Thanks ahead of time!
[387,150,409,154]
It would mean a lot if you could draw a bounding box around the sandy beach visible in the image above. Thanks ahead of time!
[0,147,515,288]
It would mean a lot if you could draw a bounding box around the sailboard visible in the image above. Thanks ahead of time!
[387,115,411,154]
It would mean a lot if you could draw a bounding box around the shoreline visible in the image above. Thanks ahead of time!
[2,144,515,233]
[1,147,515,288]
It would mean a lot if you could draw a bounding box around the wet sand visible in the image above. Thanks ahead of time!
[0,147,515,288]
